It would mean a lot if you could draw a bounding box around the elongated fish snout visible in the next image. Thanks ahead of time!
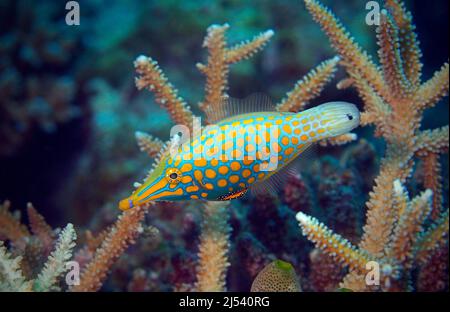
[119,196,134,211]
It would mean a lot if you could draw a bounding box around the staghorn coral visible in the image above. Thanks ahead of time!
[0,201,154,292]
[0,200,30,243]
[195,201,231,291]
[0,209,77,292]
[295,0,449,291]
[71,204,148,292]
[296,180,440,291]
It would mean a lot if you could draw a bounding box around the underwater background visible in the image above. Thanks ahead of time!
[0,0,448,292]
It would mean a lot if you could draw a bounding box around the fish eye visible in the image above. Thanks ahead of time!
[346,113,353,121]
[166,168,182,184]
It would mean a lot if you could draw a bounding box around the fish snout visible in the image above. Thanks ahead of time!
[119,196,134,211]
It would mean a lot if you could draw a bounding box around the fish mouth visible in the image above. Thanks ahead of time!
[119,197,134,211]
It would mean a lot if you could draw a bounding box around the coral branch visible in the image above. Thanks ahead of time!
[359,156,398,257]
[303,0,388,100]
[339,271,368,292]
[416,62,449,110]
[388,189,432,268]
[319,133,357,147]
[0,200,30,242]
[134,56,194,127]
[276,56,339,113]
[27,203,54,253]
[34,223,77,291]
[414,126,449,157]
[197,24,274,121]
[198,24,230,114]
[421,154,443,219]
[135,131,165,158]
[296,212,372,273]
[346,66,391,136]
[392,179,409,218]
[225,30,274,64]
[71,205,147,292]
[385,0,422,89]
[303,0,448,291]
[377,10,412,98]
[195,202,231,292]
[0,242,32,291]
[415,208,449,265]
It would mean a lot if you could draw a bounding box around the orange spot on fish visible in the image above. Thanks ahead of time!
[229,175,240,184]
[231,161,241,171]
[218,166,229,175]
[205,169,217,179]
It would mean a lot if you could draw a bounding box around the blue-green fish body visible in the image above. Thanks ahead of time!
[119,101,359,210]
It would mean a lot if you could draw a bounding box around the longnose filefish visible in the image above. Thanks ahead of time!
[119,95,360,210]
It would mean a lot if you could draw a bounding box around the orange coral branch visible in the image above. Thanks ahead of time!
[377,10,412,98]
[276,56,340,113]
[385,0,422,89]
[304,0,389,100]
[0,200,30,242]
[416,62,449,110]
[388,189,432,268]
[319,133,357,147]
[71,205,147,292]
[135,131,165,158]
[336,77,354,90]
[392,179,409,218]
[302,0,448,292]
[134,56,194,127]
[225,30,274,64]
[195,202,230,291]
[359,156,400,257]
[26,203,54,252]
[346,65,391,136]
[414,126,449,157]
[197,24,274,120]
[197,24,230,114]
[296,212,373,273]
[421,154,443,219]
[415,208,449,265]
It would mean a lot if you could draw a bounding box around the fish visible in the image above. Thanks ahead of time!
[119,95,360,210]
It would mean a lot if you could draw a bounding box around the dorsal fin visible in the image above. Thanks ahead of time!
[204,93,276,124]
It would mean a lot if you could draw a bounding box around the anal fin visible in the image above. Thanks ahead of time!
[217,188,248,201]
